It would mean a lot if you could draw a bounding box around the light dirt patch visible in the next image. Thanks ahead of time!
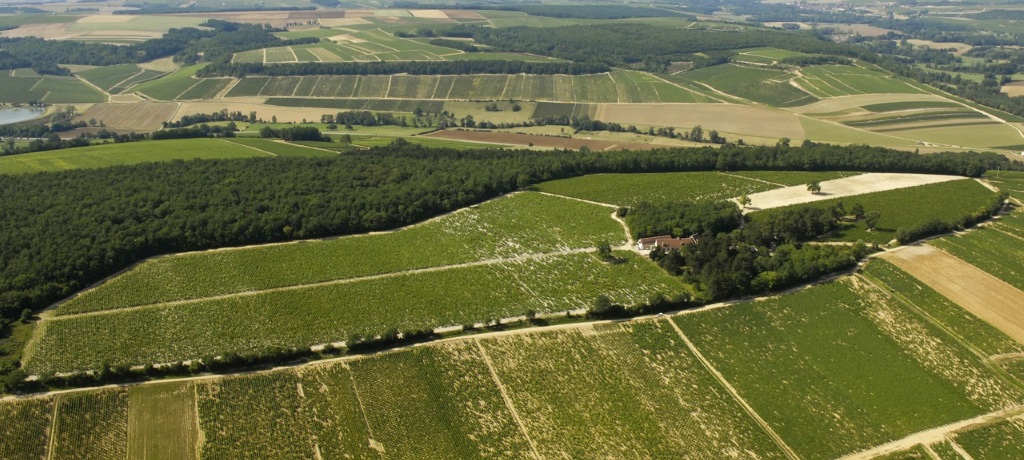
[0,22,76,39]
[1002,82,1024,98]
[908,39,972,56]
[741,173,964,211]
[76,102,178,130]
[883,245,1024,346]
[79,30,163,39]
[76,14,137,23]
[176,100,327,124]
[318,17,372,27]
[424,129,690,151]
[329,34,366,43]
[409,9,449,19]
[595,103,805,139]
[109,94,145,103]
[791,93,953,114]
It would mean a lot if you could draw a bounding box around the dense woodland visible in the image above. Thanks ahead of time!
[196,60,610,77]
[458,23,871,70]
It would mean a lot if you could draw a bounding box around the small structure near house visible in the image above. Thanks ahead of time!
[636,234,698,251]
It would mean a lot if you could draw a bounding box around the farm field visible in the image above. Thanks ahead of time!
[132,65,206,101]
[73,102,178,130]
[76,64,143,92]
[0,397,52,459]
[0,138,270,175]
[223,138,338,157]
[881,245,1024,345]
[674,277,1024,459]
[594,103,806,140]
[126,382,198,460]
[794,65,925,98]
[58,192,626,314]
[749,178,998,244]
[930,217,1024,294]
[0,72,104,104]
[741,173,967,212]
[26,250,684,374]
[50,389,129,460]
[535,171,851,206]
[953,417,1024,458]
[422,129,671,151]
[675,63,817,107]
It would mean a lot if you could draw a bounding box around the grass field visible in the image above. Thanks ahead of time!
[0,138,271,175]
[28,251,683,374]
[480,321,787,458]
[674,278,1021,459]
[535,171,854,206]
[59,192,626,314]
[676,64,817,107]
[127,382,197,460]
[223,138,338,157]
[750,179,998,244]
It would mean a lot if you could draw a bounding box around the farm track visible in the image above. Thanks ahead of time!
[474,339,543,460]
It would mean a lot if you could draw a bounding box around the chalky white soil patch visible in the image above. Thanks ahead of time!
[739,173,964,211]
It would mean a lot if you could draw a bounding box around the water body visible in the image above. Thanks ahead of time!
[0,107,45,125]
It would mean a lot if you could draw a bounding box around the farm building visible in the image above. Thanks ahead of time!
[636,235,698,251]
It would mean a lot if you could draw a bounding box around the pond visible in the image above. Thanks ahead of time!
[0,107,45,125]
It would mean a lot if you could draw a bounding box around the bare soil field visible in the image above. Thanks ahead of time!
[595,103,805,139]
[0,22,74,39]
[424,129,672,150]
[791,93,954,114]
[76,102,178,130]
[741,173,965,211]
[883,245,1024,345]
[1002,82,1024,98]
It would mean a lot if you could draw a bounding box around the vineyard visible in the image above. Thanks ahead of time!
[50,390,129,460]
[534,171,788,206]
[930,215,1024,292]
[58,192,625,314]
[673,277,1021,459]
[28,251,683,374]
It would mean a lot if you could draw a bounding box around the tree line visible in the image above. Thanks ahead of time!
[195,60,611,78]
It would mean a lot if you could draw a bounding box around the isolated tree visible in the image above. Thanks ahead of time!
[596,240,613,261]
[851,203,865,220]
[806,181,822,194]
[738,194,752,208]
[777,137,790,147]
[864,211,881,231]
[689,125,703,142]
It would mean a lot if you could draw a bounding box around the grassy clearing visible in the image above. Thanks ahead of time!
[675,278,1019,459]
[60,192,625,314]
[481,321,787,458]
[224,138,338,157]
[0,397,52,460]
[536,171,781,206]
[30,251,682,374]
[351,343,532,458]
[954,418,1024,458]
[863,259,1024,357]
[51,389,129,460]
[127,382,197,460]
[0,138,270,175]
[750,179,997,244]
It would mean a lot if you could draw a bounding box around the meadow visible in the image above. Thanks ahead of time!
[0,138,270,175]
[28,251,684,374]
[59,192,625,314]
[674,278,1022,459]
[750,179,998,244]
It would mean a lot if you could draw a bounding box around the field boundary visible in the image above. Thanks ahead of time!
[474,339,542,460]
[665,318,799,460]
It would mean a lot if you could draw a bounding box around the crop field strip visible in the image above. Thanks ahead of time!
[674,277,1024,459]
[674,63,817,107]
[126,382,198,460]
[0,72,105,104]
[930,212,1024,294]
[0,138,272,175]
[794,65,926,99]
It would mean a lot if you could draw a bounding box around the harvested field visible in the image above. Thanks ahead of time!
[907,39,972,55]
[75,102,177,130]
[1002,82,1024,98]
[883,245,1024,345]
[409,9,449,19]
[423,129,668,151]
[741,173,964,211]
[594,103,805,139]
[175,99,327,124]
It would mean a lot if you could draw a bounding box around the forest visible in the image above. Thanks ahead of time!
[195,60,611,77]
[457,23,872,71]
